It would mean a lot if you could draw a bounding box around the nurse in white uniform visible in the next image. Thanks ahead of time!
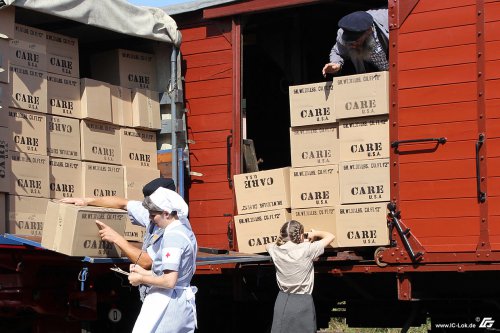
[128,187,198,333]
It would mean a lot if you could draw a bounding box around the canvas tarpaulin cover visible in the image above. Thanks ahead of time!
[1,0,182,46]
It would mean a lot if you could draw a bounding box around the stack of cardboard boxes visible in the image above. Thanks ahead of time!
[0,8,162,257]
[233,72,391,253]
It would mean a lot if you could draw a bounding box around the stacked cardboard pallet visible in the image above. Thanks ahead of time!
[233,71,391,253]
[0,9,162,257]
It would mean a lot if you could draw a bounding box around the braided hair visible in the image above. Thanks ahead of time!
[276,220,304,246]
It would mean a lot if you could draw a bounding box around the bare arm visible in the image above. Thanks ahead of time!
[128,265,178,289]
[60,196,129,210]
[96,220,153,269]
[307,229,335,248]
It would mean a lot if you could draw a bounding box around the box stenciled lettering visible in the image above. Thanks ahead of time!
[82,161,124,198]
[8,108,47,155]
[10,151,50,198]
[339,158,390,204]
[47,115,81,160]
[335,202,390,248]
[9,64,48,113]
[0,39,9,83]
[80,120,122,165]
[290,165,340,209]
[80,78,112,123]
[290,123,339,168]
[0,6,15,39]
[8,195,49,237]
[0,127,10,193]
[291,207,338,247]
[110,84,133,126]
[339,115,389,162]
[334,71,389,119]
[90,48,157,90]
[0,84,7,125]
[124,166,160,201]
[289,81,336,127]
[47,73,81,118]
[131,88,160,130]
[234,208,291,254]
[124,218,146,243]
[45,31,79,78]
[49,158,82,199]
[120,128,157,169]
[234,167,291,215]
[42,201,127,257]
[10,24,47,71]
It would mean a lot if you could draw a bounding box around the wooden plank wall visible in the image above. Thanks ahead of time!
[179,18,235,249]
[396,0,481,252]
[485,0,500,249]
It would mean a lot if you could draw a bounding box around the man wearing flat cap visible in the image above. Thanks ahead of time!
[60,177,190,302]
[322,8,388,76]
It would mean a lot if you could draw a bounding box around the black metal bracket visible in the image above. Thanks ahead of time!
[387,202,423,263]
[476,133,486,203]
[226,132,233,189]
[391,137,447,148]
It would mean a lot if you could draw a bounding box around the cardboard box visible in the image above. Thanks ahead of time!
[120,128,157,169]
[49,158,82,199]
[8,195,49,237]
[339,158,390,204]
[42,201,127,257]
[110,84,132,126]
[47,73,81,118]
[82,162,124,197]
[47,115,80,160]
[0,6,15,39]
[80,120,121,165]
[290,165,340,209]
[10,24,47,71]
[234,167,291,215]
[124,166,160,201]
[0,193,5,233]
[45,31,79,78]
[90,48,157,90]
[0,39,9,83]
[291,207,338,247]
[334,71,389,119]
[339,115,389,162]
[335,202,390,248]
[9,64,47,113]
[234,208,291,254]
[10,151,50,198]
[131,88,161,130]
[290,124,339,168]
[124,220,146,243]
[0,127,10,192]
[80,78,112,123]
[289,81,336,127]
[8,108,47,155]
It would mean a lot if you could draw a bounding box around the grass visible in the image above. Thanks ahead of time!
[319,317,430,333]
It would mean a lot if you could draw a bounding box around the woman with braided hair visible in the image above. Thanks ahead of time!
[266,220,335,333]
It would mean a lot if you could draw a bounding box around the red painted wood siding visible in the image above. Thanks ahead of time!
[396,1,483,252]
[179,19,234,250]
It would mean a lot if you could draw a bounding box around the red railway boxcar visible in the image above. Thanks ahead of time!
[1,0,500,332]
[168,0,500,331]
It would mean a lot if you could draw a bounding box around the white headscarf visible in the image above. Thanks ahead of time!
[144,187,191,229]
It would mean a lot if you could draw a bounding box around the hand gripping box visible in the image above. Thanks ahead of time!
[234,167,291,215]
[42,201,127,257]
[291,206,338,248]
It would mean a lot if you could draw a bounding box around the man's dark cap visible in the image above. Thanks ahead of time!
[339,11,373,41]
[142,177,176,196]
